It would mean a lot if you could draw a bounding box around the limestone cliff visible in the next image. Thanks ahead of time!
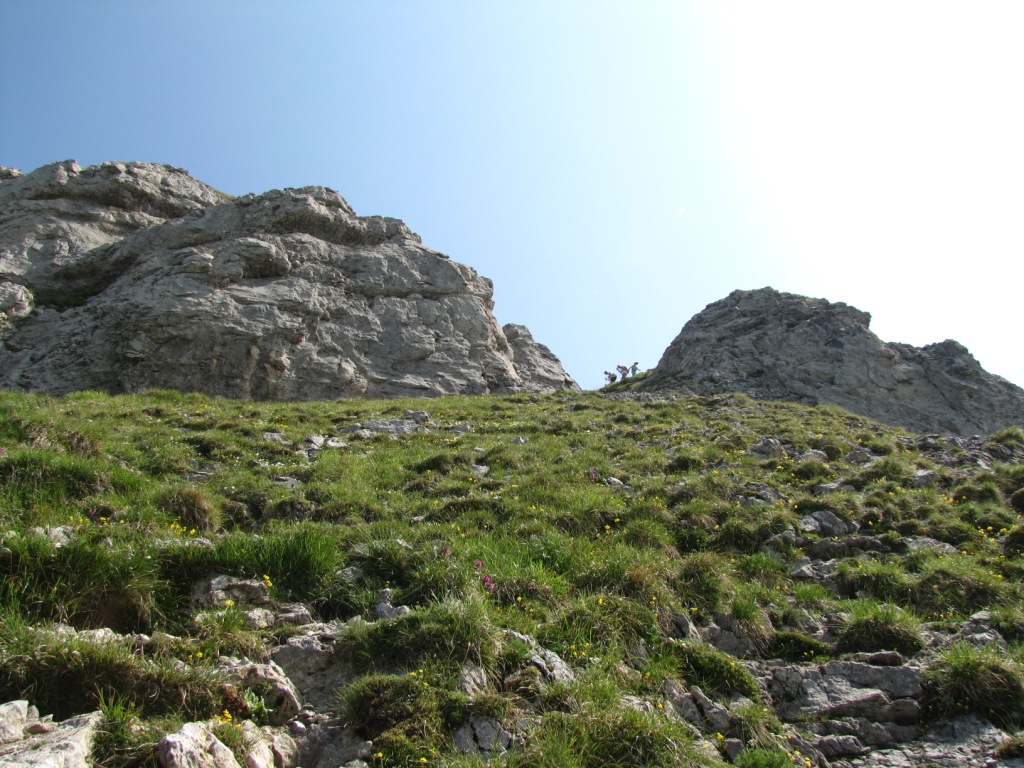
[642,287,1024,435]
[0,160,578,399]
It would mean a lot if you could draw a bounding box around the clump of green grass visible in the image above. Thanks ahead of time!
[660,640,761,700]
[0,618,230,721]
[921,641,1024,727]
[734,749,794,768]
[0,386,1022,761]
[766,631,833,662]
[835,601,924,656]
[505,706,714,768]
[912,555,1009,615]
[156,486,221,532]
[0,534,161,632]
[334,595,499,675]
[996,732,1024,759]
[673,552,732,615]
[537,594,659,660]
[337,672,468,767]
[834,557,913,602]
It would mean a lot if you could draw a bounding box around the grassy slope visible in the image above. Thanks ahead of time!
[1,387,1023,766]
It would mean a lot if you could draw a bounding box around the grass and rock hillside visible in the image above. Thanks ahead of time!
[2,386,1024,767]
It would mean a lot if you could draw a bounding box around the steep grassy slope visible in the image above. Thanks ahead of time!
[1,388,1023,767]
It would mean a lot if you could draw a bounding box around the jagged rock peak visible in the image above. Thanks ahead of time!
[0,160,578,399]
[643,287,1024,436]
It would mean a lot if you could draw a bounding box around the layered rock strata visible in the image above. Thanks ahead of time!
[0,160,577,399]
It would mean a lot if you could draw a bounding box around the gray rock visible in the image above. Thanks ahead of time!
[158,721,243,768]
[502,324,580,393]
[843,714,1014,768]
[723,738,744,760]
[770,660,922,724]
[472,717,512,753]
[911,469,939,487]
[271,630,354,715]
[294,722,371,768]
[701,614,762,659]
[216,658,301,726]
[502,630,574,685]
[904,536,958,556]
[821,660,922,699]
[0,701,101,768]
[458,661,490,698]
[242,608,276,630]
[375,588,411,620]
[192,574,271,607]
[688,685,731,734]
[26,526,75,548]
[799,509,853,537]
[274,603,316,627]
[642,287,1024,435]
[844,447,874,464]
[0,161,576,399]
[816,733,869,758]
[671,611,697,639]
[750,437,787,458]
[797,449,830,463]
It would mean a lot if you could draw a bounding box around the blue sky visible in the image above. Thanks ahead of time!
[2,1,1022,391]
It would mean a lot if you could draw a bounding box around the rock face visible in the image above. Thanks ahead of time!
[0,700,101,768]
[644,287,1024,435]
[0,160,578,399]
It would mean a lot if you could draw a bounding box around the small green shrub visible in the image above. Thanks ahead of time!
[1010,488,1024,514]
[790,459,835,482]
[211,719,258,765]
[952,477,1003,505]
[989,426,1024,449]
[913,557,1008,614]
[92,691,144,766]
[0,535,160,632]
[666,451,704,473]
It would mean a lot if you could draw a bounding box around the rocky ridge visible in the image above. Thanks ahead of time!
[0,160,577,399]
[641,287,1024,436]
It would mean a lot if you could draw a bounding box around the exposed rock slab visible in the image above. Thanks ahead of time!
[644,287,1024,435]
[0,160,577,399]
[0,700,101,768]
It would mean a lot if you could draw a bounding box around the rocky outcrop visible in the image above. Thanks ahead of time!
[0,160,577,399]
[502,323,579,393]
[0,700,101,768]
[643,287,1024,435]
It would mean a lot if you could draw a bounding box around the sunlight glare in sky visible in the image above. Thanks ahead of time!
[712,1,1024,384]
